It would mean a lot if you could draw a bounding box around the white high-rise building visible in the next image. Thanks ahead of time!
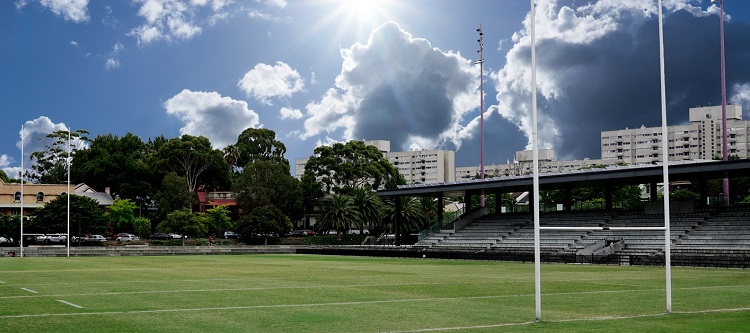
[601,105,745,163]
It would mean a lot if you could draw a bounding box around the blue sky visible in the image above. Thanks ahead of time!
[2,0,750,180]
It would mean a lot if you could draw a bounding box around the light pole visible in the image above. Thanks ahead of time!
[476,25,485,207]
[713,0,729,206]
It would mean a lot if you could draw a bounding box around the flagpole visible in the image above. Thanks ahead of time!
[20,126,24,258]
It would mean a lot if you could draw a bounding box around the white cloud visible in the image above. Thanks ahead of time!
[238,61,305,105]
[69,40,78,47]
[164,89,261,149]
[105,58,120,69]
[732,83,750,110]
[37,0,89,22]
[280,107,303,120]
[105,42,123,69]
[129,0,233,46]
[302,22,478,151]
[261,0,286,9]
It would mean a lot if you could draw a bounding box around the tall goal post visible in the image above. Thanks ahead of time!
[531,0,672,320]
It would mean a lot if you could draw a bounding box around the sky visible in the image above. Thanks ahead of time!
[2,0,750,181]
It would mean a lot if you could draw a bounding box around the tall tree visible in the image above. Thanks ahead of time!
[0,170,11,183]
[154,135,228,192]
[317,194,361,241]
[203,205,233,237]
[233,128,289,169]
[234,160,303,221]
[72,133,157,204]
[303,140,404,194]
[28,129,89,184]
[154,172,196,219]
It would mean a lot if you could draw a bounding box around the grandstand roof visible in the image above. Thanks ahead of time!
[376,159,750,197]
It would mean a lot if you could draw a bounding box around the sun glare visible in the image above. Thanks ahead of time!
[341,0,385,25]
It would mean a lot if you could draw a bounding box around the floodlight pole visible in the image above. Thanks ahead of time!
[477,25,485,207]
[657,0,673,313]
[716,0,730,206]
[530,0,542,322]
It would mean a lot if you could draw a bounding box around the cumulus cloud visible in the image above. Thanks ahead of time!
[165,89,261,149]
[21,0,90,23]
[302,21,478,151]
[280,107,303,120]
[105,42,123,69]
[128,0,232,46]
[238,61,305,105]
[489,0,750,160]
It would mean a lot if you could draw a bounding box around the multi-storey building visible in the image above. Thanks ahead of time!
[0,180,113,217]
[294,140,455,185]
[601,105,744,163]
[456,149,609,180]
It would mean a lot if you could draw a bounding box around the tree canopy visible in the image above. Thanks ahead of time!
[303,140,404,194]
[30,194,107,236]
[29,129,89,184]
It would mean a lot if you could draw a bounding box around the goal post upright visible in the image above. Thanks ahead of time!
[657,0,672,314]
[529,0,542,322]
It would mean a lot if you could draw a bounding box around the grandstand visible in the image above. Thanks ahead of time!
[413,209,750,268]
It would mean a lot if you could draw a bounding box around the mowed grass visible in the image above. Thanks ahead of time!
[1,255,749,332]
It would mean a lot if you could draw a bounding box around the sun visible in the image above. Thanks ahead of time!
[340,0,384,25]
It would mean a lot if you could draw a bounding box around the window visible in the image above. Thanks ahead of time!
[36,192,44,202]
[14,191,21,202]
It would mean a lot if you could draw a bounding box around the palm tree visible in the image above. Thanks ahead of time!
[383,196,427,240]
[317,194,361,241]
[351,187,383,233]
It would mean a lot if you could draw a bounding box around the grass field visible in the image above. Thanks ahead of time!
[1,254,749,332]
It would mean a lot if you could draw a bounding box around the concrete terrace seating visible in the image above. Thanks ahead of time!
[417,210,750,257]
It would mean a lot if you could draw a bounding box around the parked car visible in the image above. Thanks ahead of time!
[346,229,370,235]
[87,235,107,243]
[223,231,239,239]
[0,236,13,244]
[149,233,171,240]
[112,233,129,240]
[116,233,139,242]
[36,234,67,243]
[290,230,317,237]
[168,233,183,239]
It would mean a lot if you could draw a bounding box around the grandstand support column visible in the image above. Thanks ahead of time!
[563,187,572,211]
[437,195,444,228]
[699,180,709,208]
[527,188,535,212]
[394,197,401,246]
[494,189,502,214]
[464,191,474,212]
[605,183,613,210]
[650,183,658,202]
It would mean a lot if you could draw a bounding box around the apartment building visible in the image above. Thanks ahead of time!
[601,105,744,163]
[455,149,609,180]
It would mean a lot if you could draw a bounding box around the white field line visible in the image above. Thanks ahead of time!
[20,288,37,293]
[0,281,5,283]
[3,281,748,301]
[377,308,750,333]
[56,300,83,309]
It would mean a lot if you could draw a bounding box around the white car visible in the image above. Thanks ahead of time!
[116,234,140,242]
[36,234,68,243]
[0,236,13,244]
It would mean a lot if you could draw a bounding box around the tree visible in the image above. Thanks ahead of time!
[234,160,303,221]
[383,196,427,238]
[232,128,289,169]
[303,140,404,194]
[30,194,106,236]
[154,172,196,218]
[0,215,21,245]
[107,199,138,232]
[0,170,12,183]
[154,135,228,192]
[351,187,383,232]
[133,217,152,238]
[72,133,157,206]
[317,194,361,241]
[28,129,89,183]
[235,205,292,244]
[203,205,233,238]
[158,209,206,243]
